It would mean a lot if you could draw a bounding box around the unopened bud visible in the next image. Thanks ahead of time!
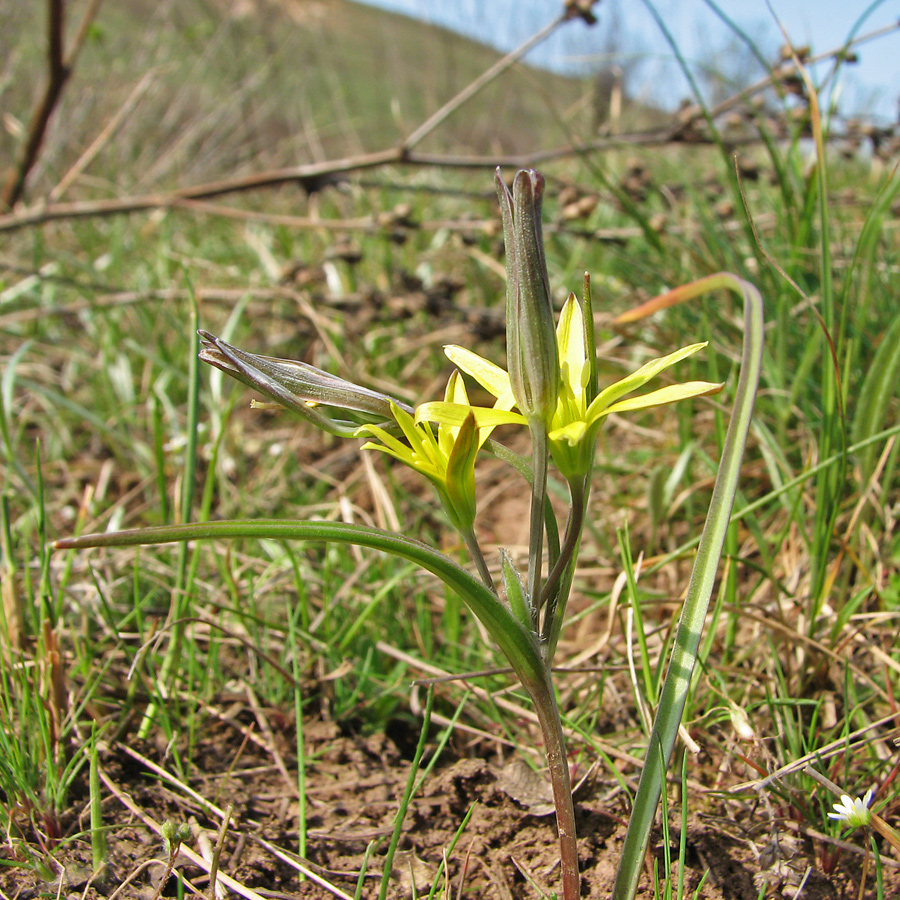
[198,331,411,438]
[495,169,560,427]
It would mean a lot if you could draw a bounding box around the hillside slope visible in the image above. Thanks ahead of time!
[2,0,595,196]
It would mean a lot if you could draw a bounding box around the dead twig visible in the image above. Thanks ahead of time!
[1,0,105,210]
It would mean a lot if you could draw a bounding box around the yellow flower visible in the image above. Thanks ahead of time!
[418,292,723,481]
[358,371,508,533]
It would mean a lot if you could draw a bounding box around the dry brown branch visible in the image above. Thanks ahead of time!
[1,0,67,209]
[1,0,105,210]
[0,14,894,233]
[0,126,819,236]
[669,19,900,139]
[0,147,402,233]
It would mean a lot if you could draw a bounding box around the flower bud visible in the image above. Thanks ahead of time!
[198,330,411,438]
[496,168,560,427]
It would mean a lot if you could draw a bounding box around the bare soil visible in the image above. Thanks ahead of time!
[2,711,895,900]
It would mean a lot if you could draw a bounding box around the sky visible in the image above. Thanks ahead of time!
[355,0,900,122]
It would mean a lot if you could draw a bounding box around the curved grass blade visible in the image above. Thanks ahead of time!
[611,274,764,900]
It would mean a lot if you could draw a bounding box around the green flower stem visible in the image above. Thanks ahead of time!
[545,550,577,665]
[611,274,764,900]
[459,526,495,592]
[532,663,580,900]
[540,475,589,643]
[55,518,582,900]
[484,437,561,571]
[526,422,551,625]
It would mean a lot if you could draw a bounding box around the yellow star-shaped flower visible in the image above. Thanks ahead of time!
[418,292,723,481]
[358,370,513,533]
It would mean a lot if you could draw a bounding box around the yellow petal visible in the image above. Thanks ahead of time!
[603,381,723,415]
[549,420,589,446]
[588,342,709,419]
[417,401,526,429]
[444,346,513,401]
[444,370,469,405]
[358,427,412,458]
[556,293,586,379]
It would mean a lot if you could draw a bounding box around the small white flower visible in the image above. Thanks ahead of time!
[827,789,873,828]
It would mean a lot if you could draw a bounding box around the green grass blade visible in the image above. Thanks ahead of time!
[612,275,763,900]
[378,688,434,900]
[287,610,307,863]
[55,519,547,692]
[89,722,107,875]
